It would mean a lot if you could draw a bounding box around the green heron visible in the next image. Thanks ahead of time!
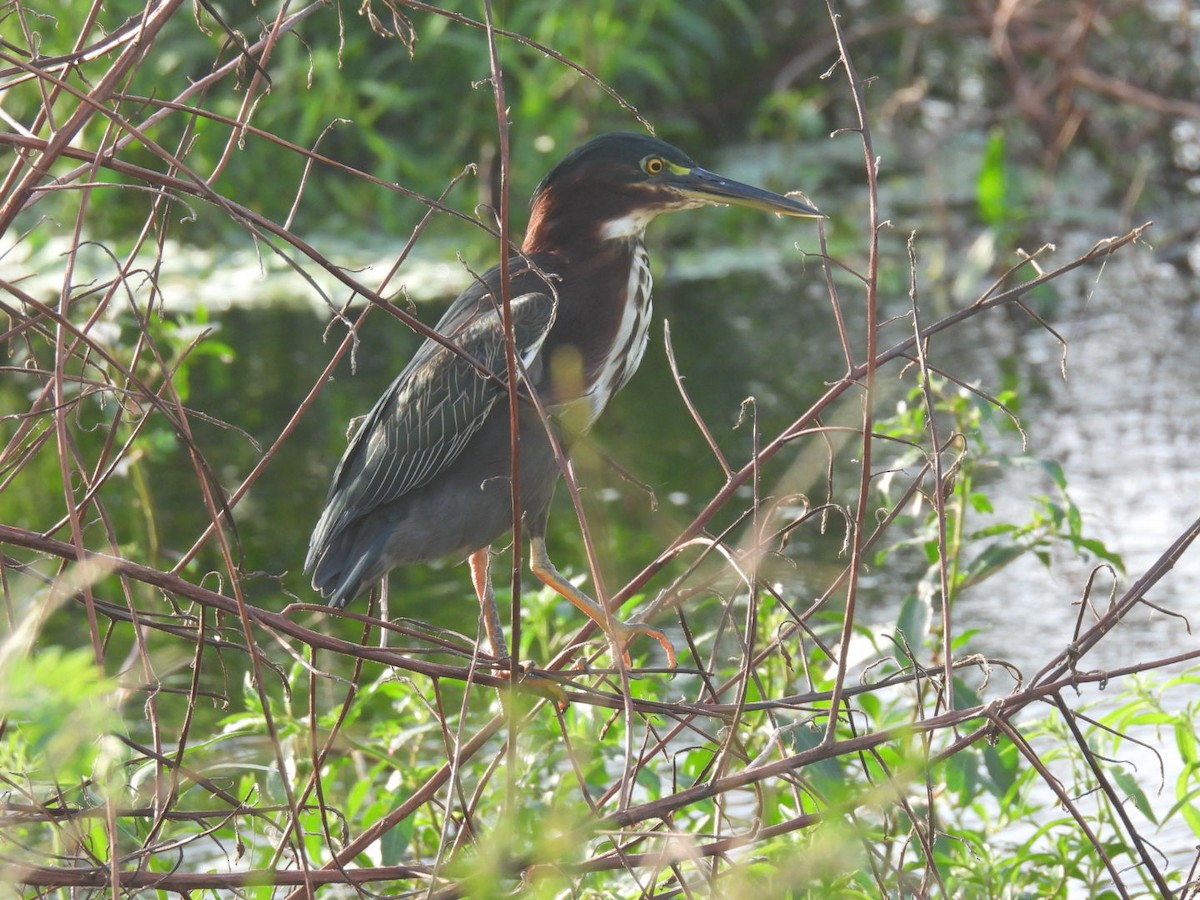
[306,132,820,666]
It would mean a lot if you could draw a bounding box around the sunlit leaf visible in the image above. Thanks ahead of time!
[1110,766,1157,823]
[977,129,1008,226]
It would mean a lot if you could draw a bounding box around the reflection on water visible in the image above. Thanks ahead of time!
[961,237,1200,674]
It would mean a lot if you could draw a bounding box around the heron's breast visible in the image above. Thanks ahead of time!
[539,240,655,432]
[580,242,653,427]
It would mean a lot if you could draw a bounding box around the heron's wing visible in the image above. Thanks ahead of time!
[306,284,555,569]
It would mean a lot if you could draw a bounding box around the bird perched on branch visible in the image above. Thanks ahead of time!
[306,132,820,667]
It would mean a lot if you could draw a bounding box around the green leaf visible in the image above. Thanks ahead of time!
[943,749,981,804]
[895,592,932,657]
[1179,793,1200,839]
[789,726,846,799]
[984,740,1019,797]
[1073,536,1126,571]
[1035,457,1068,489]
[380,818,415,865]
[951,628,981,651]
[977,129,1008,226]
[952,675,981,711]
[1110,766,1157,823]
[857,690,881,722]
[957,542,1027,589]
[1066,500,1083,536]
[1175,721,1198,764]
[968,491,994,514]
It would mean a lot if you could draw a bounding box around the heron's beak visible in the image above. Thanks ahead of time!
[670,166,822,218]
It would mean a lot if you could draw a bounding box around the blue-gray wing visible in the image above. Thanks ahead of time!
[305,289,555,571]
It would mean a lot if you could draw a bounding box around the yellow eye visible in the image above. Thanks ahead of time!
[643,156,665,175]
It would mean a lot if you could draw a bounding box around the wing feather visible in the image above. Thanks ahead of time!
[305,285,555,570]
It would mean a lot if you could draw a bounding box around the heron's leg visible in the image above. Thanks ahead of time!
[469,547,507,659]
[528,535,677,669]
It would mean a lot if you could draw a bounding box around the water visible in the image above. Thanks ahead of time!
[962,235,1200,674]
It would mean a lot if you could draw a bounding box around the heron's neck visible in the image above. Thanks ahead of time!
[523,190,656,258]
